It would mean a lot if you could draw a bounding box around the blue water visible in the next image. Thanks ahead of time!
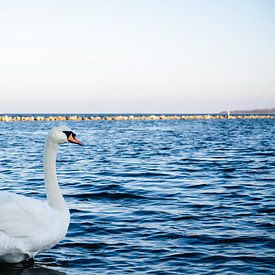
[0,119,274,274]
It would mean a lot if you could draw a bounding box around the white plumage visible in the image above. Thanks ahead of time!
[0,126,83,263]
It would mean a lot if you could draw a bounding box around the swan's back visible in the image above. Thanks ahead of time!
[0,191,69,263]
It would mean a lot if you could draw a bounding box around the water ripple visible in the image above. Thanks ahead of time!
[0,119,274,274]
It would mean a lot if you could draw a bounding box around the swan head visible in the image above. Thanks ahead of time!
[47,126,83,146]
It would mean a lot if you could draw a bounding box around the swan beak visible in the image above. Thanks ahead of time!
[68,134,84,146]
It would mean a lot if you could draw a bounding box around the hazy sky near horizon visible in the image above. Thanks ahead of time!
[0,0,274,113]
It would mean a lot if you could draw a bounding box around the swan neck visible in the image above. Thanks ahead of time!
[44,138,66,211]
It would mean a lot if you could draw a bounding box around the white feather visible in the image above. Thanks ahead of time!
[0,126,80,263]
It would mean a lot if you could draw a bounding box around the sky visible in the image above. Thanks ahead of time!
[0,0,274,114]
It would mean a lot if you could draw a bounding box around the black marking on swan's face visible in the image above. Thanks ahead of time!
[62,130,83,145]
[63,131,76,139]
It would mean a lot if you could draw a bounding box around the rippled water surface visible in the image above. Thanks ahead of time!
[0,119,274,274]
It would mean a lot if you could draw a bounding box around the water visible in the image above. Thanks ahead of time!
[0,119,274,274]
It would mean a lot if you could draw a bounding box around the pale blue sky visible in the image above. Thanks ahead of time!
[0,0,274,113]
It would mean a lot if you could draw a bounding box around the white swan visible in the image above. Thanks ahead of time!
[0,126,83,264]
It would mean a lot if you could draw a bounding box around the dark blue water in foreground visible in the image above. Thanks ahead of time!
[0,119,274,274]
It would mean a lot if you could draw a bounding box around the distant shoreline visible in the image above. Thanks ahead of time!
[220,107,275,114]
[0,114,274,122]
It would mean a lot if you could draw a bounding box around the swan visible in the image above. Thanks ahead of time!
[0,126,83,264]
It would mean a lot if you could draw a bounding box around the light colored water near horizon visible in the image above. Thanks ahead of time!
[0,119,274,274]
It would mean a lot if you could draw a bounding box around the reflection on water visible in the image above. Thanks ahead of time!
[0,263,66,275]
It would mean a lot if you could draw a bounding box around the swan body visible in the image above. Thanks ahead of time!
[0,126,83,263]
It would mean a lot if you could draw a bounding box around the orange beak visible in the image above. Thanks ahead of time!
[68,133,84,146]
